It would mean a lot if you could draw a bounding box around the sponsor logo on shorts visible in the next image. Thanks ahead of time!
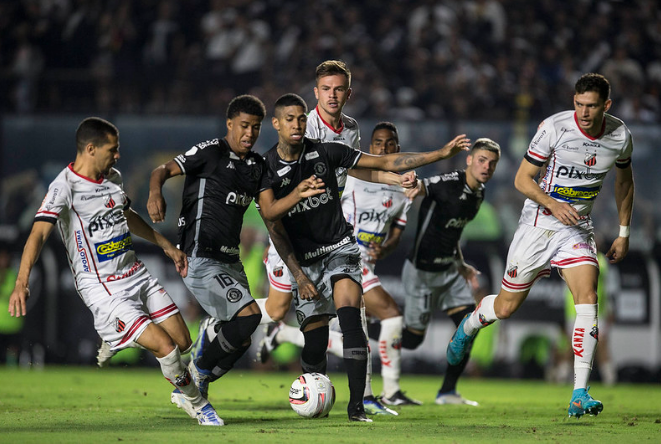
[107,261,143,282]
[95,232,133,262]
[549,184,600,202]
[355,229,386,247]
[115,317,126,333]
[507,265,518,278]
[572,242,594,252]
[226,288,242,303]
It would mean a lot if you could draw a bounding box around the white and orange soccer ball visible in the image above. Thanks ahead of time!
[288,373,336,418]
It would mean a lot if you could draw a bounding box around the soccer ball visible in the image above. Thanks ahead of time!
[288,373,335,418]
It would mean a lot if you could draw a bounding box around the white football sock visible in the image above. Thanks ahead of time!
[327,330,344,357]
[156,345,205,408]
[256,298,275,324]
[466,294,498,335]
[573,304,598,391]
[275,324,305,348]
[379,315,403,398]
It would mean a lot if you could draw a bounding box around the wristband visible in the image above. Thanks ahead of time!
[619,225,630,238]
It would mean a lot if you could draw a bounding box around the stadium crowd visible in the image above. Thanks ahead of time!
[1,0,660,122]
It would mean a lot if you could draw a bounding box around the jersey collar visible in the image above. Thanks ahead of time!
[68,162,104,184]
[315,105,344,134]
[573,112,606,140]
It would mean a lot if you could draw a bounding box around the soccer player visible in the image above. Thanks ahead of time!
[146,95,324,421]
[446,73,635,418]
[260,122,423,408]
[401,138,501,406]
[7,117,223,426]
[257,60,414,415]
[263,93,470,421]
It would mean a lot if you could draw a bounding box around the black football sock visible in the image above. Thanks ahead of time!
[337,306,368,409]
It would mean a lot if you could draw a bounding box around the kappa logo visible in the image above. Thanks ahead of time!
[584,152,597,167]
[280,177,291,187]
[227,161,236,169]
[507,265,518,278]
[115,317,126,333]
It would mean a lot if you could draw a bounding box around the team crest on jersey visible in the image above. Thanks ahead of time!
[114,317,126,333]
[226,288,242,303]
[314,162,327,176]
[381,195,393,208]
[273,267,284,277]
[507,265,518,278]
[584,152,597,167]
[104,196,116,209]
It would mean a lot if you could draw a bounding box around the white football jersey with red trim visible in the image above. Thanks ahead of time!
[35,164,145,303]
[520,111,633,231]
[341,176,411,261]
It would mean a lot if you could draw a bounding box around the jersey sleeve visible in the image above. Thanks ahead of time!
[392,197,412,229]
[524,119,556,167]
[422,175,448,203]
[615,128,633,168]
[326,142,362,170]
[35,178,71,224]
[174,139,216,176]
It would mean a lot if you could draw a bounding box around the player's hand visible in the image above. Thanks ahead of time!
[294,274,318,301]
[405,178,423,200]
[547,201,580,226]
[366,242,385,262]
[458,262,480,283]
[164,245,188,278]
[400,171,418,188]
[8,285,29,317]
[439,134,471,159]
[606,236,629,263]
[147,193,167,223]
[297,175,325,199]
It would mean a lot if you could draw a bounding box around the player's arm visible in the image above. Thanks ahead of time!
[606,164,634,263]
[404,177,427,200]
[366,225,404,263]
[354,135,470,172]
[348,169,418,188]
[455,241,480,284]
[147,160,183,223]
[261,216,318,300]
[256,176,325,222]
[513,158,580,225]
[125,208,188,277]
[9,221,55,317]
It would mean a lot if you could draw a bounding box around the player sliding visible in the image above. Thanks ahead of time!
[446,73,634,418]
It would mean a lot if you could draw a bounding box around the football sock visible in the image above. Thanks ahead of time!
[256,298,275,324]
[327,330,344,357]
[465,294,498,335]
[361,306,374,398]
[156,345,205,408]
[276,324,306,348]
[198,314,260,378]
[440,307,476,394]
[379,315,403,398]
[573,304,598,391]
[401,327,425,350]
[301,326,329,374]
[337,306,368,406]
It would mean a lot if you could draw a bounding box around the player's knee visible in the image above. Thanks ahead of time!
[266,297,290,321]
[302,326,329,365]
[401,328,425,350]
[494,304,515,319]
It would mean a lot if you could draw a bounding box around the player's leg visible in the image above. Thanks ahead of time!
[333,276,371,422]
[156,312,193,353]
[257,248,294,323]
[562,264,603,418]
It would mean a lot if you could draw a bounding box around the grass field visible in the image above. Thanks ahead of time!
[1,366,660,443]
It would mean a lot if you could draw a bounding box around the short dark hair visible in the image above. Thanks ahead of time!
[226,94,266,120]
[575,73,611,102]
[274,93,308,117]
[371,121,399,143]
[471,138,501,158]
[315,60,351,86]
[76,117,118,154]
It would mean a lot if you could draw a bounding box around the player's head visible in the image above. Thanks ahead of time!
[76,117,120,175]
[466,138,500,187]
[225,95,266,157]
[272,93,308,147]
[573,73,612,136]
[369,122,400,155]
[314,60,352,119]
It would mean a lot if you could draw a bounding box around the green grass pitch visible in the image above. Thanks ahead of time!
[1,366,660,443]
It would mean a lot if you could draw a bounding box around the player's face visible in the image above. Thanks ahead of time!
[94,134,120,176]
[369,129,400,155]
[272,105,307,147]
[226,112,263,157]
[314,74,352,120]
[466,149,499,187]
[574,91,611,137]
